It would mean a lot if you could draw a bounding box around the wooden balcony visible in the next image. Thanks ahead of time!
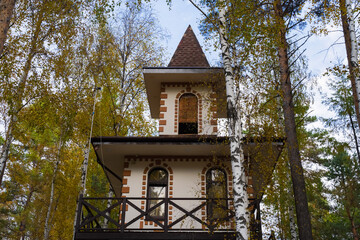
[74,195,237,240]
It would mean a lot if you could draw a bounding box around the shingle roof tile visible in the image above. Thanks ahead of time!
[168,25,210,67]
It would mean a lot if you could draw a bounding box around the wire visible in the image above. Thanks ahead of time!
[80,87,101,195]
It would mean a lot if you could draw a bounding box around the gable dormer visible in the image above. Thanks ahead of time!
[144,26,226,136]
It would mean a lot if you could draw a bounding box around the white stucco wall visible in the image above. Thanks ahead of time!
[120,156,233,231]
[159,83,217,136]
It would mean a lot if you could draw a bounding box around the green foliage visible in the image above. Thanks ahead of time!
[0,1,164,239]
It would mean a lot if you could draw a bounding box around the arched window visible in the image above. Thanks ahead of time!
[206,168,228,220]
[147,168,168,219]
[179,93,198,134]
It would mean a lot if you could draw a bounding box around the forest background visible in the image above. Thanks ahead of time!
[0,0,359,240]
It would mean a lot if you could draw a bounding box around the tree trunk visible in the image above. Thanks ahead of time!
[44,137,63,240]
[0,0,16,57]
[345,205,359,240]
[103,187,114,228]
[287,161,298,240]
[348,109,360,163]
[19,188,34,240]
[273,1,313,239]
[218,3,249,240]
[339,0,360,130]
[289,200,298,240]
[0,125,13,186]
[0,6,44,185]
[73,89,99,240]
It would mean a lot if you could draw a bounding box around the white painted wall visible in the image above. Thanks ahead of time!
[160,84,217,136]
[121,157,233,231]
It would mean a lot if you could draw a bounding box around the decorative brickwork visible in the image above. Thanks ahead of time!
[124,157,175,229]
[159,89,168,133]
[122,156,243,230]
[209,91,218,134]
[162,82,205,88]
[159,107,167,112]
[200,161,233,228]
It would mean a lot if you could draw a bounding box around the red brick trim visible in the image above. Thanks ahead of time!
[123,156,235,230]
[123,170,131,176]
[159,107,167,112]
[162,82,203,87]
[140,161,174,229]
[213,126,217,133]
[122,186,130,193]
[200,161,233,224]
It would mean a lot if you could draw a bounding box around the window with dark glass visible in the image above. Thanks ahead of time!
[206,168,228,220]
[147,168,168,219]
[179,93,198,134]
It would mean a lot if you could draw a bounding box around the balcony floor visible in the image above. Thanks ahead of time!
[75,231,236,240]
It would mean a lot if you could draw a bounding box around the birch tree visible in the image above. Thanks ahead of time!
[0,0,88,185]
[195,0,315,238]
[0,0,16,57]
[218,3,249,239]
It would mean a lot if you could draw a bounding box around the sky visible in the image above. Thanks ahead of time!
[150,0,347,125]
[148,1,347,236]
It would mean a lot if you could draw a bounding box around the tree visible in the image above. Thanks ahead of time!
[339,0,360,131]
[0,0,90,185]
[323,65,360,162]
[0,1,164,238]
[309,0,360,135]
[0,0,16,57]
[326,149,360,240]
[77,1,163,197]
[218,3,249,239]
[196,0,314,238]
[190,0,318,238]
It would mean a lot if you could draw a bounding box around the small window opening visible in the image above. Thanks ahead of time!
[206,168,228,220]
[179,93,198,134]
[147,168,168,219]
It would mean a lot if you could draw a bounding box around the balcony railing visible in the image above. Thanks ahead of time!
[74,195,237,240]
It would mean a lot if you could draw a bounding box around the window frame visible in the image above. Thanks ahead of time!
[178,93,198,134]
[146,167,168,220]
[206,167,228,221]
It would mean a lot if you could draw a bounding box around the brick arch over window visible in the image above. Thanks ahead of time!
[174,89,203,134]
[201,163,232,198]
[200,162,234,228]
[140,162,174,228]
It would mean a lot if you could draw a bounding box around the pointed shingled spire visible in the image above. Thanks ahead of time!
[168,25,210,67]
